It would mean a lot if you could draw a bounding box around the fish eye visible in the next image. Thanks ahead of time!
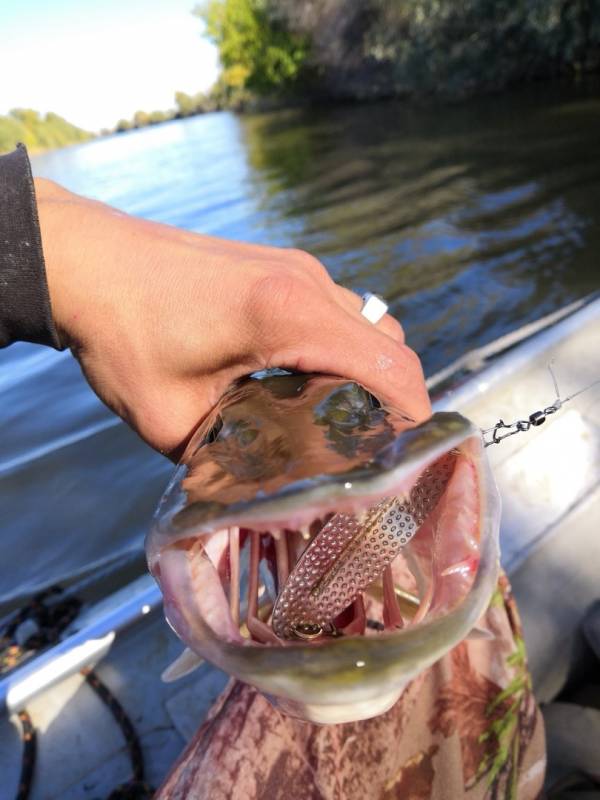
[368,393,381,409]
[203,415,223,444]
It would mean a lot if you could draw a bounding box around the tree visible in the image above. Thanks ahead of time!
[197,0,309,95]
[256,0,600,99]
[0,109,90,154]
[133,110,150,128]
[175,91,197,117]
[148,110,171,124]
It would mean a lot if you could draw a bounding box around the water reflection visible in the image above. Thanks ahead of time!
[1,80,598,606]
[237,81,600,374]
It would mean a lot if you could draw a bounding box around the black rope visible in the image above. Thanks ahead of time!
[81,667,154,792]
[1,587,154,800]
[14,711,36,800]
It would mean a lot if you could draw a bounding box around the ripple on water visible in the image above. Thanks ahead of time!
[2,82,598,606]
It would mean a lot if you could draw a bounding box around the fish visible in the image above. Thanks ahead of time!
[146,372,501,724]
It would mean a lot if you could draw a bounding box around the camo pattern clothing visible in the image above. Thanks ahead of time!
[156,573,545,800]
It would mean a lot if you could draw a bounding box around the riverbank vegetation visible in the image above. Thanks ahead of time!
[113,1,311,132]
[114,89,224,133]
[199,0,308,103]
[201,0,600,102]
[0,109,91,154]
[5,1,598,152]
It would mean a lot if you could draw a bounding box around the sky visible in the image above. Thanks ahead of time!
[0,0,220,132]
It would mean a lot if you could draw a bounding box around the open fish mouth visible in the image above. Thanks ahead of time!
[146,373,501,723]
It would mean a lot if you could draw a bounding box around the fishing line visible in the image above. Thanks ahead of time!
[481,363,600,447]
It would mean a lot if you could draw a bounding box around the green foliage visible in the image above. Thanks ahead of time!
[0,115,25,153]
[115,119,133,132]
[197,0,309,96]
[133,110,150,128]
[473,632,533,798]
[0,109,90,154]
[175,91,198,116]
[114,108,176,134]
[174,90,219,116]
[113,93,220,135]
[261,0,600,99]
[148,110,170,124]
[366,0,600,96]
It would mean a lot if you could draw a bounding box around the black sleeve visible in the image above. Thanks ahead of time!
[0,144,62,349]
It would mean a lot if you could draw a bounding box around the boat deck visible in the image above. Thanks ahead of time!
[441,296,600,702]
[1,297,599,798]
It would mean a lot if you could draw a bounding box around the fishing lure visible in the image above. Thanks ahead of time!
[271,452,457,639]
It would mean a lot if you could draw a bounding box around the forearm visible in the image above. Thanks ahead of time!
[33,176,112,349]
[0,146,62,349]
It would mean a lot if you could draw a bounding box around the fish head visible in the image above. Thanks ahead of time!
[146,372,501,724]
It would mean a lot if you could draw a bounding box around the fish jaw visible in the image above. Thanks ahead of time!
[147,377,501,724]
[269,686,407,725]
[148,435,500,723]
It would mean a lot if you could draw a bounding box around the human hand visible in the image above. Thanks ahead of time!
[36,178,431,459]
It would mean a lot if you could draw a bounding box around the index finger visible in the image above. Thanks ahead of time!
[269,295,432,423]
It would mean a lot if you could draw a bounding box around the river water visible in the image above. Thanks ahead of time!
[1,81,599,607]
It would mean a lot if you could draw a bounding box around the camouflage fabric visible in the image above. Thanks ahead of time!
[157,574,545,800]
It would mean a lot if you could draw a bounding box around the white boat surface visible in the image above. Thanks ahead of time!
[1,294,599,798]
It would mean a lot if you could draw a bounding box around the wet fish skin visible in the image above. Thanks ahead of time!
[147,373,501,723]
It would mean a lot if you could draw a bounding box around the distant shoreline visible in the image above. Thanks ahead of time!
[5,70,600,159]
